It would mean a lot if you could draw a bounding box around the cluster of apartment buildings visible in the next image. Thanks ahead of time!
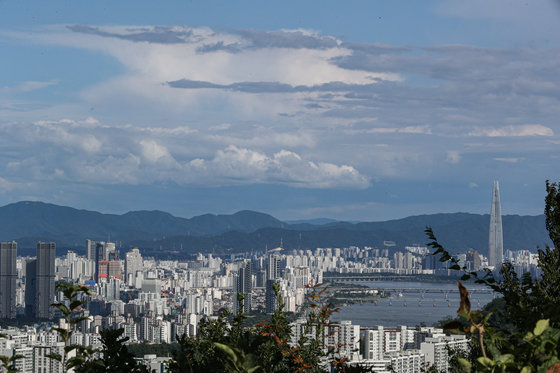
[0,239,537,372]
[276,318,469,372]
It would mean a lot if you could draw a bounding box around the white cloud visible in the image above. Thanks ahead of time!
[78,154,142,184]
[468,124,554,137]
[446,151,461,164]
[5,25,403,123]
[0,177,17,192]
[185,146,370,189]
[24,119,104,154]
[0,80,59,94]
[400,126,433,134]
[59,25,399,87]
[468,182,479,188]
[139,140,178,166]
[353,125,432,135]
[205,129,317,148]
[0,118,369,189]
[493,157,524,163]
[209,123,231,131]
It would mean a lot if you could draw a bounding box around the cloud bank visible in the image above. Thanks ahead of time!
[0,118,369,189]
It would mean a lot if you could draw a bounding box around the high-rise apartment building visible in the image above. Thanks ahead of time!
[36,242,56,319]
[0,242,17,318]
[125,248,143,287]
[489,181,504,268]
[267,253,280,281]
[233,260,252,313]
[265,253,281,314]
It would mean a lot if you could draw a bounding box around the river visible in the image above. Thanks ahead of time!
[330,280,495,327]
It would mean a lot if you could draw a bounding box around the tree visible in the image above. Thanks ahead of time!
[0,354,24,373]
[97,328,148,373]
[168,281,374,373]
[48,283,94,373]
[168,311,231,373]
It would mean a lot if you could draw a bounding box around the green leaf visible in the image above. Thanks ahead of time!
[457,358,472,373]
[478,357,494,368]
[51,303,71,316]
[214,342,239,364]
[64,345,78,353]
[69,300,85,310]
[483,311,494,324]
[70,316,90,326]
[533,319,549,336]
[46,353,62,362]
[497,354,514,363]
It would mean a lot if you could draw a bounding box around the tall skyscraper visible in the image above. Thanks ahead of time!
[489,181,504,268]
[87,240,116,283]
[265,253,281,314]
[36,242,56,319]
[0,242,17,319]
[233,260,252,314]
[267,253,280,281]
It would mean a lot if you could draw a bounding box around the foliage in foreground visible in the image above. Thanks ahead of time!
[167,285,372,373]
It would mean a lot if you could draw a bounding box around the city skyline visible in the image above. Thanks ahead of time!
[1,1,560,221]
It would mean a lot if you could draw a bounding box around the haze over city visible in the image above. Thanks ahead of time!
[2,1,560,221]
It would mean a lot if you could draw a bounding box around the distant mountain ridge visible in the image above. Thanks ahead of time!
[0,201,551,257]
[0,201,286,252]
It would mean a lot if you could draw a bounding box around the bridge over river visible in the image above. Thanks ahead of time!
[323,274,412,282]
[373,287,493,295]
[323,274,494,295]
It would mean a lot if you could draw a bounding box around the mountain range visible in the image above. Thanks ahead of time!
[0,201,552,258]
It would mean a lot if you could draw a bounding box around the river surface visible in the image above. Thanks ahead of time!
[330,280,495,327]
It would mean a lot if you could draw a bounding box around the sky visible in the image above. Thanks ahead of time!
[1,0,560,221]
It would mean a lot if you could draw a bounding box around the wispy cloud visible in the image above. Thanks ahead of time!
[493,157,524,163]
[0,118,369,189]
[356,125,432,135]
[0,80,60,94]
[446,151,461,164]
[468,124,554,137]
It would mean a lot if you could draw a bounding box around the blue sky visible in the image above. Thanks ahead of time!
[1,0,560,221]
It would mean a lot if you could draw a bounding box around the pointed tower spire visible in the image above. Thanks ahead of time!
[489,181,504,268]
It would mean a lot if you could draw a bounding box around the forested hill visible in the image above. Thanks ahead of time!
[0,201,551,257]
[0,201,286,254]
